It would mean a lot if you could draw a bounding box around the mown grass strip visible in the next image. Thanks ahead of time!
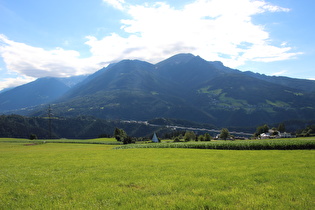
[114,139,315,150]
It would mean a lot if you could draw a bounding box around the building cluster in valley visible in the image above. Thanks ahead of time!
[259,129,294,139]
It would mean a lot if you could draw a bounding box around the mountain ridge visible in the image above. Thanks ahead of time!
[1,53,315,128]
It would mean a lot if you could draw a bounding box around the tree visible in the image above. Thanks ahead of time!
[297,124,315,137]
[254,124,269,137]
[219,128,230,140]
[114,128,127,142]
[204,133,212,141]
[29,134,37,140]
[123,136,134,144]
[184,131,196,142]
[198,135,204,141]
[278,123,286,133]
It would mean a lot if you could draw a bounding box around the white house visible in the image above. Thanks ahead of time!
[260,133,270,139]
[279,132,292,138]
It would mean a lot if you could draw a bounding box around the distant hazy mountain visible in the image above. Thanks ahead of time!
[243,71,315,93]
[2,53,315,128]
[57,75,88,88]
[0,75,87,113]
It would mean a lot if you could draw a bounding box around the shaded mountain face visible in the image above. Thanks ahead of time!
[62,60,160,98]
[155,54,225,89]
[50,59,187,121]
[2,53,315,127]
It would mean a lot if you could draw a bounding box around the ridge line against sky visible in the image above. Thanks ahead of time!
[0,0,314,91]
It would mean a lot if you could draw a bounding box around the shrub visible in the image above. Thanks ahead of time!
[173,137,181,142]
[204,133,212,141]
[29,134,38,140]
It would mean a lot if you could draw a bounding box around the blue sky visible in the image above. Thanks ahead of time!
[0,0,314,90]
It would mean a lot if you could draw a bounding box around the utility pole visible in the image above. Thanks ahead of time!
[48,104,52,139]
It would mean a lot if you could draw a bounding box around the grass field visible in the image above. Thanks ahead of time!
[0,140,314,209]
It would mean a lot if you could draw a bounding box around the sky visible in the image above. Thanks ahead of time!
[0,0,314,91]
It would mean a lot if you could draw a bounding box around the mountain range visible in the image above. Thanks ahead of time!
[1,53,315,128]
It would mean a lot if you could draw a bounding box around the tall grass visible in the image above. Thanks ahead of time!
[115,138,315,150]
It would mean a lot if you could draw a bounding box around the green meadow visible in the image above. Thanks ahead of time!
[0,140,314,209]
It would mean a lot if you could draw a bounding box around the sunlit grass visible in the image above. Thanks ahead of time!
[0,142,314,209]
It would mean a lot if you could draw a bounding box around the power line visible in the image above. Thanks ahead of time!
[48,104,52,139]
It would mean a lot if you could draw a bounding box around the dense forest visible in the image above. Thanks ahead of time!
[0,115,173,139]
[1,114,314,139]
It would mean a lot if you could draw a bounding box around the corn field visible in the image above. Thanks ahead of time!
[114,138,315,150]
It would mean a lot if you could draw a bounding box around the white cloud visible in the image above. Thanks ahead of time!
[271,70,287,76]
[0,34,102,79]
[241,44,303,62]
[87,0,300,67]
[262,4,290,12]
[103,0,126,10]
[0,76,35,91]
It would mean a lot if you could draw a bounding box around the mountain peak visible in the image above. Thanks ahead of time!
[167,53,196,60]
[156,53,196,67]
[108,59,154,71]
